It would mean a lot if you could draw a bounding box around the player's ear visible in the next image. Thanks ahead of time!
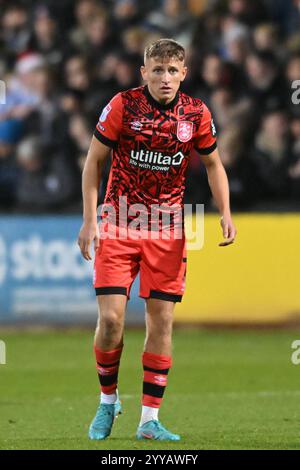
[140,65,147,81]
[181,66,188,82]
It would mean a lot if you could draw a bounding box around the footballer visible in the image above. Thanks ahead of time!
[78,39,236,441]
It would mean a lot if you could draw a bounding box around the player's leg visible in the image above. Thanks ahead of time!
[89,228,141,440]
[89,294,127,440]
[144,298,174,355]
[94,294,127,401]
[92,229,140,402]
[142,298,174,419]
[136,298,180,441]
[137,234,186,440]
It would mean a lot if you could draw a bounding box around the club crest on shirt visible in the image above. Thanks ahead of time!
[177,121,193,142]
[99,104,112,123]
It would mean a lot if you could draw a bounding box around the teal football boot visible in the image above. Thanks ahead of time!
[88,399,122,440]
[136,420,180,441]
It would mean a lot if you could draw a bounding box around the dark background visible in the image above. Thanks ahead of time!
[1,0,300,213]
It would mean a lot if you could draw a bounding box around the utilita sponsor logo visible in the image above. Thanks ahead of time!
[129,150,184,172]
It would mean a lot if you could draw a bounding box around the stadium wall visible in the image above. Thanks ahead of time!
[176,214,300,325]
[0,214,299,325]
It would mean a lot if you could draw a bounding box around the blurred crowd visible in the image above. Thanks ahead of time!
[0,0,300,213]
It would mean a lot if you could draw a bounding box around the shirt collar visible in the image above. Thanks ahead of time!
[143,85,179,111]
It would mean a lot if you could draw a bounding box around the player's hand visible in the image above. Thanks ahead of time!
[77,222,100,260]
[219,215,237,247]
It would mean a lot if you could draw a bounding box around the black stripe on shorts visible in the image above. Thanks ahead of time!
[95,287,127,296]
[149,290,182,303]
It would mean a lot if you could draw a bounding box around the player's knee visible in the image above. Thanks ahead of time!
[159,324,173,341]
[149,314,173,338]
[101,311,123,337]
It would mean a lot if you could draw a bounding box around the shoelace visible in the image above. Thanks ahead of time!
[151,420,169,436]
[94,405,113,427]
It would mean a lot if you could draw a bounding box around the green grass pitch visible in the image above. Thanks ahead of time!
[0,328,300,450]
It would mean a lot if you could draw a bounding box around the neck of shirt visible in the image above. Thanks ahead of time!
[143,85,180,111]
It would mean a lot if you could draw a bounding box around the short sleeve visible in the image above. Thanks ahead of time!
[94,92,123,148]
[194,103,217,155]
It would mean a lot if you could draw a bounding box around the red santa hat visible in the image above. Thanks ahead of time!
[15,52,45,75]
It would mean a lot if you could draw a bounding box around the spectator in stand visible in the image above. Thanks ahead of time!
[210,86,251,131]
[23,65,67,149]
[113,54,141,90]
[226,0,268,26]
[0,121,20,209]
[63,55,102,118]
[122,27,149,58]
[1,3,30,54]
[68,113,93,173]
[252,23,281,55]
[288,111,300,199]
[15,135,78,212]
[112,0,141,32]
[71,9,119,62]
[64,55,92,98]
[69,0,104,52]
[0,52,45,151]
[285,0,300,36]
[217,124,258,208]
[145,0,193,44]
[219,14,250,65]
[250,109,291,200]
[245,51,286,111]
[68,113,109,203]
[191,53,224,103]
[28,5,64,69]
[285,53,300,112]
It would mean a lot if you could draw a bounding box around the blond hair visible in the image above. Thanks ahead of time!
[144,38,185,64]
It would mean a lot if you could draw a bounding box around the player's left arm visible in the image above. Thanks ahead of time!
[194,102,236,246]
[200,148,237,246]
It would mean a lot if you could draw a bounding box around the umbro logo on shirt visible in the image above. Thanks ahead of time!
[130,121,143,131]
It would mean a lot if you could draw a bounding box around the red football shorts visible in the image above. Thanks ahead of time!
[93,224,187,302]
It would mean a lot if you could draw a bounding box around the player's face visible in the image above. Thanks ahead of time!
[141,57,187,104]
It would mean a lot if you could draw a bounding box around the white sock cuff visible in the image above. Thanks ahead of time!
[139,405,159,426]
[100,389,118,404]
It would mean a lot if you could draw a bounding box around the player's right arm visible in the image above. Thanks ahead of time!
[78,92,123,260]
[78,137,110,261]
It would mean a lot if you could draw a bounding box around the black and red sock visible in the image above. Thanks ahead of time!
[142,351,172,408]
[94,345,123,395]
